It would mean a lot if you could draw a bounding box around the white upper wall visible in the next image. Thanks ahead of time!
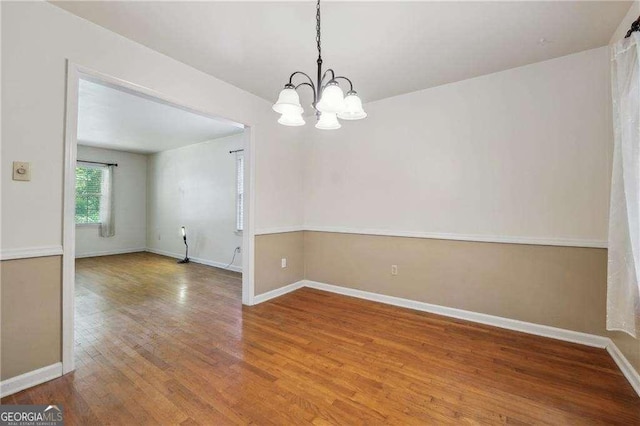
[1,1,304,252]
[75,146,147,257]
[146,134,244,270]
[254,123,305,233]
[303,47,612,246]
[0,1,619,251]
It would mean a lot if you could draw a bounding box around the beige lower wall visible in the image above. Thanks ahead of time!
[254,232,304,295]
[303,231,640,375]
[1,256,62,381]
[3,232,635,384]
[304,231,608,334]
[253,230,640,376]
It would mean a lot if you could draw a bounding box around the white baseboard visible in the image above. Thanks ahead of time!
[75,247,146,259]
[607,341,640,396]
[4,284,638,399]
[257,279,640,396]
[0,363,63,398]
[251,278,609,348]
[253,280,305,304]
[302,280,610,348]
[146,248,242,273]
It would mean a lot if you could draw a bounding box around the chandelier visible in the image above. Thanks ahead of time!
[272,0,367,130]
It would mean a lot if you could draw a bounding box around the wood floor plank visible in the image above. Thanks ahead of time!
[2,252,638,425]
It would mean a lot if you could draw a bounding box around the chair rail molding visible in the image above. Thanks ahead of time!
[303,226,607,249]
[0,246,64,261]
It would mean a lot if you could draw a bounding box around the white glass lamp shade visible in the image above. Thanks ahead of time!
[315,112,341,130]
[316,83,345,113]
[278,111,305,127]
[273,86,303,115]
[338,92,367,120]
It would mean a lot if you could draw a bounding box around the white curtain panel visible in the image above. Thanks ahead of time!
[608,33,640,337]
[99,165,115,238]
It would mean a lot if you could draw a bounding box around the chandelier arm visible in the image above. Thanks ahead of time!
[295,82,317,105]
[288,71,315,87]
[329,76,354,92]
[321,68,335,86]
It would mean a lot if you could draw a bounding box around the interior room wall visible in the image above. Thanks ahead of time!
[304,47,611,244]
[1,257,61,380]
[3,0,638,392]
[254,231,304,295]
[254,124,305,233]
[75,145,147,258]
[1,1,304,382]
[304,232,608,335]
[299,46,626,352]
[146,134,244,271]
[1,1,304,254]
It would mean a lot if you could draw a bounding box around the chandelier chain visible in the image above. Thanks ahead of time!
[316,0,321,59]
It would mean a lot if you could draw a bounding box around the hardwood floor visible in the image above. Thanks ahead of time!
[2,252,639,424]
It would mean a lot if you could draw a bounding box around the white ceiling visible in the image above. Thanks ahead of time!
[77,78,244,153]
[55,1,630,105]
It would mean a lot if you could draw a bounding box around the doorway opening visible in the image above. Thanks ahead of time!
[62,64,254,374]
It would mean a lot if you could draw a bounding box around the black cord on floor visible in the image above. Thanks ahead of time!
[224,247,241,270]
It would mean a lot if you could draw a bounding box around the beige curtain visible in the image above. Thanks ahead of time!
[99,164,115,238]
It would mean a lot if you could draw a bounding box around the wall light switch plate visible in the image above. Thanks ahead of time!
[12,161,31,181]
[281,258,287,268]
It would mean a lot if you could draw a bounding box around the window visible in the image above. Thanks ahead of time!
[75,165,103,224]
[236,153,244,232]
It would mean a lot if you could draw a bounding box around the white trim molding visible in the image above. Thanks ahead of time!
[303,226,607,249]
[254,226,305,236]
[253,280,305,304]
[1,246,64,261]
[607,341,640,397]
[251,279,640,396]
[146,248,243,273]
[75,248,146,259]
[0,363,63,398]
[302,280,610,348]
[250,278,609,347]
[61,62,257,376]
[250,226,607,248]
[5,285,639,398]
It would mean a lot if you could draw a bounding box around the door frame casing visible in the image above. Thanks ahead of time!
[62,61,256,374]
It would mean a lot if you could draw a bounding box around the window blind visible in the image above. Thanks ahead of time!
[236,153,244,231]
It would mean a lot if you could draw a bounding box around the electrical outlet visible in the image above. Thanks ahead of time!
[391,265,398,276]
[236,246,242,253]
[281,258,287,268]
